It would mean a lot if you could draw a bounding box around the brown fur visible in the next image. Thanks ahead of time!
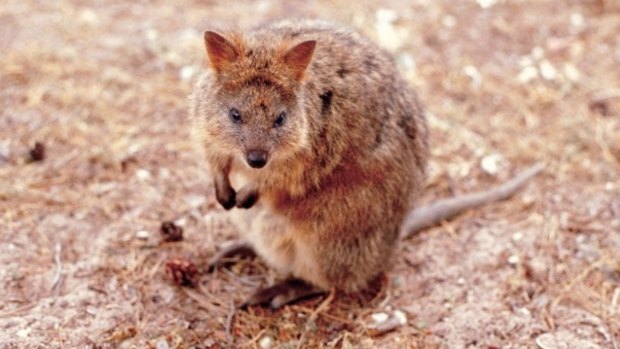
[189,19,429,293]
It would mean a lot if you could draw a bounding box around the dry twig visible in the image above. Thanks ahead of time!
[296,289,335,349]
[225,298,236,345]
[51,242,63,292]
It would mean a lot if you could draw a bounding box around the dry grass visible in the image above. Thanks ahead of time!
[1,0,619,348]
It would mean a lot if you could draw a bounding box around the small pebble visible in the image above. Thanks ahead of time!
[135,230,150,240]
[570,12,585,28]
[135,168,151,180]
[563,63,580,82]
[476,0,497,9]
[539,60,557,80]
[536,333,559,349]
[17,328,31,338]
[371,312,389,323]
[518,66,538,83]
[155,339,170,349]
[508,254,520,265]
[29,142,45,161]
[393,310,407,325]
[480,153,505,176]
[259,336,273,349]
[442,15,456,28]
[160,221,183,242]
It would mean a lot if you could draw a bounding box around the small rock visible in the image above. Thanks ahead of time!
[79,9,99,25]
[391,275,404,288]
[155,339,170,349]
[531,46,545,60]
[480,153,505,176]
[258,336,272,349]
[367,310,407,336]
[135,230,150,240]
[442,15,456,28]
[476,0,497,9]
[135,169,151,180]
[375,8,397,23]
[508,254,520,265]
[570,12,585,28]
[512,232,524,241]
[518,66,538,83]
[539,60,557,80]
[17,328,31,338]
[393,310,407,325]
[160,221,184,242]
[180,65,198,82]
[536,333,559,349]
[371,312,389,323]
[563,63,580,82]
[463,65,482,89]
[29,142,45,161]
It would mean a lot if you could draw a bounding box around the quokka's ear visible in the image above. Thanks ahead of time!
[283,40,316,81]
[204,31,239,73]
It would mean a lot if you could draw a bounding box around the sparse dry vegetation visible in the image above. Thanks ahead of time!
[1,0,619,348]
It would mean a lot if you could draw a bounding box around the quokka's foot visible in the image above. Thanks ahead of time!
[235,187,259,209]
[207,240,256,272]
[240,278,325,309]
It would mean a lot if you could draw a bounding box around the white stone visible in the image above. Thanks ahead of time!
[135,169,151,180]
[539,60,557,80]
[155,339,169,349]
[476,0,497,9]
[17,327,31,338]
[518,66,538,83]
[563,63,580,82]
[259,336,273,349]
[536,333,559,349]
[376,8,398,24]
[508,254,520,265]
[79,9,99,25]
[135,230,149,240]
[463,65,482,89]
[442,15,456,28]
[180,65,198,82]
[394,310,407,325]
[480,153,505,176]
[531,46,545,60]
[570,13,585,28]
[371,312,389,323]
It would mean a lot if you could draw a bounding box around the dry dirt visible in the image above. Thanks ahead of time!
[1,0,620,348]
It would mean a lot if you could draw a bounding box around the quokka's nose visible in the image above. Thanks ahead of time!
[246,150,268,169]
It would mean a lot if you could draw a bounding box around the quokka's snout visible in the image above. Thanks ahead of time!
[246,149,268,168]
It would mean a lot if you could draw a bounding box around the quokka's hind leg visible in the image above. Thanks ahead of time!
[241,278,325,309]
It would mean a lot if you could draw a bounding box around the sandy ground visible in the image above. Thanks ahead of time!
[1,0,619,348]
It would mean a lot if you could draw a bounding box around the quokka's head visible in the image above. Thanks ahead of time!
[194,30,316,169]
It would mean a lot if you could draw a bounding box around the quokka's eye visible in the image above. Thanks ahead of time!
[229,108,242,123]
[274,112,286,127]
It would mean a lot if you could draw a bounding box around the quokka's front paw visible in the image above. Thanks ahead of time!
[235,187,259,209]
[215,183,236,210]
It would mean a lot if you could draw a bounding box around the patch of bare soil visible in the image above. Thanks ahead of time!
[1,0,619,348]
